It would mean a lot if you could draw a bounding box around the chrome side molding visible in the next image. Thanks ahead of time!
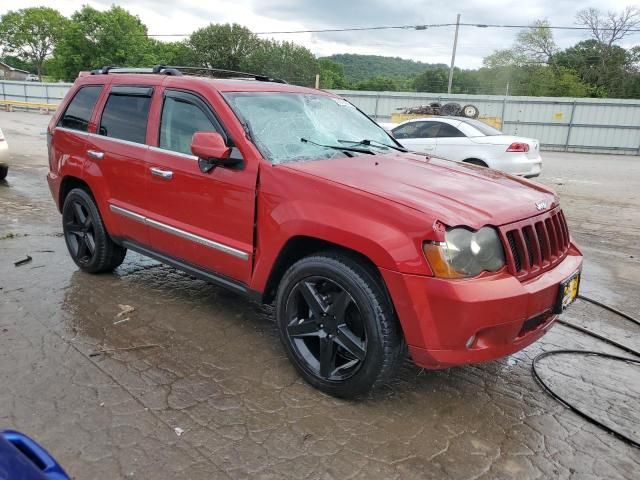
[108,204,249,260]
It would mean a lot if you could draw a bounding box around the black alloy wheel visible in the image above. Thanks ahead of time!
[62,188,127,273]
[285,276,367,381]
[276,253,404,398]
[64,199,96,265]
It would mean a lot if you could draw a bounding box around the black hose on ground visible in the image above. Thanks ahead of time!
[532,294,640,449]
[578,294,640,327]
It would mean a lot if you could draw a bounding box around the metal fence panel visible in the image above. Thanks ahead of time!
[0,80,72,104]
[331,90,640,156]
[1,81,639,155]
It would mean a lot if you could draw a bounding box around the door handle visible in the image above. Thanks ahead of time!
[87,150,104,160]
[150,167,173,180]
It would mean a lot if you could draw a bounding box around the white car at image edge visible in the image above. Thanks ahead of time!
[0,127,8,180]
[383,117,542,178]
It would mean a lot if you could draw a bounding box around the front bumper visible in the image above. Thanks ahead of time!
[381,244,582,369]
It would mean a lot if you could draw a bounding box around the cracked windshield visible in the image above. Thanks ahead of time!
[224,92,394,163]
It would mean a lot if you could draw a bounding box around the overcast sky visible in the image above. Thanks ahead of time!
[8,0,640,68]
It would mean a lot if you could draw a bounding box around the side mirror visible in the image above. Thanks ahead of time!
[191,132,238,173]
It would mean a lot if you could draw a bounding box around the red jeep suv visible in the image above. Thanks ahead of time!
[47,66,582,398]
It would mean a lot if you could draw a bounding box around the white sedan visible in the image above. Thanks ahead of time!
[0,127,8,180]
[387,117,542,178]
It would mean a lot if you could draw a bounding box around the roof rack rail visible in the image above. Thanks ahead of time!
[90,65,182,76]
[90,65,287,84]
[167,66,288,84]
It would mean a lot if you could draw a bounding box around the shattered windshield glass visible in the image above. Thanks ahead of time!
[223,92,394,164]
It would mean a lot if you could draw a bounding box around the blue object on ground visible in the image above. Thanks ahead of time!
[0,430,70,480]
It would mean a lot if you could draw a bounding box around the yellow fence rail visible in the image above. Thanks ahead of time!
[0,99,58,112]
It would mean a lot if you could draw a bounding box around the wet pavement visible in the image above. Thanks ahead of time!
[1,111,639,479]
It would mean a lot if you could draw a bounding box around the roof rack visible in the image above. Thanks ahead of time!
[90,65,288,84]
[90,65,183,76]
[169,66,288,84]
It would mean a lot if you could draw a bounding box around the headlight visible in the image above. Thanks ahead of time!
[423,227,505,278]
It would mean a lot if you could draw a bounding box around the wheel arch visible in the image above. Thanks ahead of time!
[58,175,93,212]
[261,235,391,305]
[463,158,489,167]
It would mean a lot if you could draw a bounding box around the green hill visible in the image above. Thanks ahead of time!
[321,54,447,82]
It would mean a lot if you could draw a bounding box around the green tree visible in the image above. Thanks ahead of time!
[51,6,157,81]
[188,23,259,71]
[147,39,195,66]
[243,39,317,86]
[0,7,67,79]
[555,40,634,97]
[0,55,33,73]
[514,20,558,66]
[353,76,400,91]
[413,67,448,92]
[574,7,640,96]
[318,58,348,89]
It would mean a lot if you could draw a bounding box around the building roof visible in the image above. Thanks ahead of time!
[0,61,30,74]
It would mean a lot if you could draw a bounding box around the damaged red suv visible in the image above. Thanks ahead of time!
[47,66,582,398]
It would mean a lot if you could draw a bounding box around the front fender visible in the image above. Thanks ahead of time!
[250,197,433,293]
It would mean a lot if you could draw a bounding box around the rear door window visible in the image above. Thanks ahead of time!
[435,123,466,138]
[58,85,103,132]
[98,87,153,144]
[393,121,440,139]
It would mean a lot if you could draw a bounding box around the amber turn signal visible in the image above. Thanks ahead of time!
[422,243,466,279]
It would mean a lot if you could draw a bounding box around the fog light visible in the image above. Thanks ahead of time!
[465,335,476,349]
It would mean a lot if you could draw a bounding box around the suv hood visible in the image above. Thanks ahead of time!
[282,152,557,229]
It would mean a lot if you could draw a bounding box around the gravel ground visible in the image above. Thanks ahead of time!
[1,110,639,479]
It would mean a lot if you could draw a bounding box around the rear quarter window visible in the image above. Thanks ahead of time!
[58,85,103,132]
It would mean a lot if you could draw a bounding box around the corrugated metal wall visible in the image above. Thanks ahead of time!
[1,81,638,155]
[0,80,70,105]
[331,90,640,156]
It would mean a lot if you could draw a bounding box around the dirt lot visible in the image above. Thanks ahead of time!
[1,110,639,479]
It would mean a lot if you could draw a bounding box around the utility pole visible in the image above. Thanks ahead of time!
[447,13,461,95]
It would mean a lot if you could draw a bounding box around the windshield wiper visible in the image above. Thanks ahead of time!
[301,137,375,155]
[338,138,408,152]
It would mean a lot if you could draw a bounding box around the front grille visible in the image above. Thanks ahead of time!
[500,208,571,280]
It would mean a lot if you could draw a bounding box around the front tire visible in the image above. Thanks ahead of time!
[276,253,403,398]
[0,165,7,180]
[62,188,126,273]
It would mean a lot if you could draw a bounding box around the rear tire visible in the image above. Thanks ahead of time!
[461,104,480,119]
[0,165,7,180]
[276,252,404,398]
[62,188,126,273]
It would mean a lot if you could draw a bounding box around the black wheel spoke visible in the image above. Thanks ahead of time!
[288,319,320,338]
[77,237,88,259]
[335,325,366,361]
[83,216,93,230]
[299,281,327,319]
[65,222,83,235]
[73,202,86,225]
[328,290,351,321]
[319,336,336,378]
[85,233,96,254]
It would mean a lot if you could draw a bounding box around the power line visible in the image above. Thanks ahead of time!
[141,22,640,38]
